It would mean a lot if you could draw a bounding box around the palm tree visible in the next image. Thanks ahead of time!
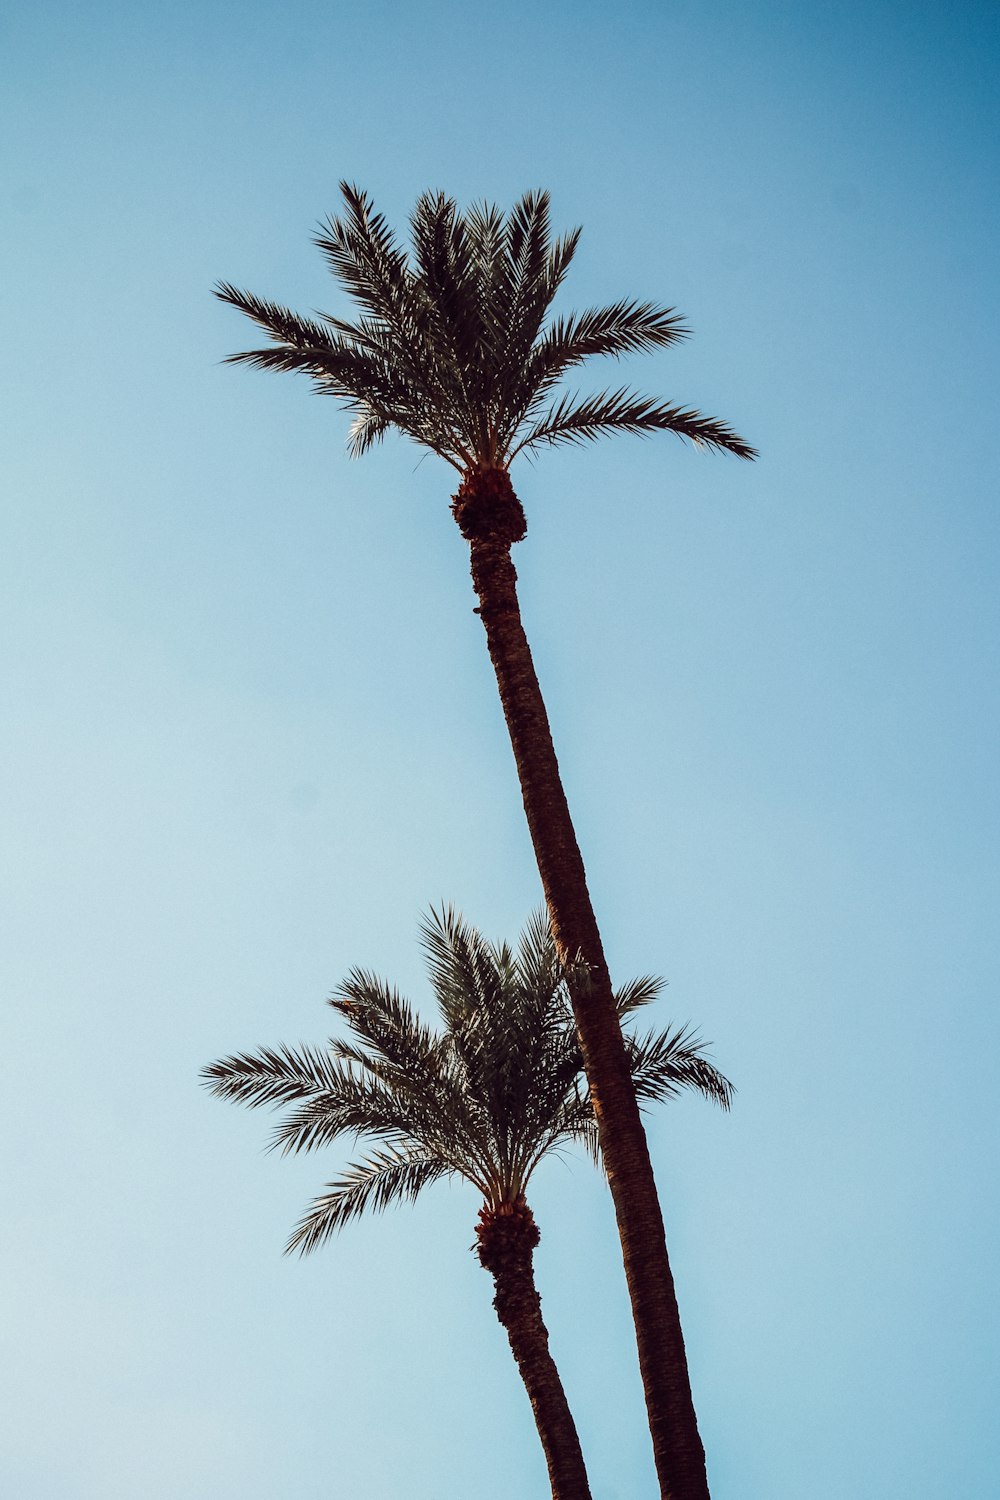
[215,187,754,1500]
[202,909,733,1500]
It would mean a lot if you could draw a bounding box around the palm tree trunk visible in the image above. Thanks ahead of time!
[453,470,710,1500]
[476,1199,591,1500]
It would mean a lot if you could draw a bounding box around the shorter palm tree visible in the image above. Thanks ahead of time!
[202,910,732,1500]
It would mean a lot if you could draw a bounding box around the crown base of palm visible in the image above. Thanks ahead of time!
[451,468,527,545]
[476,1196,541,1276]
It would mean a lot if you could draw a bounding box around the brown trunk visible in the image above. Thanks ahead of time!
[476,1199,592,1500]
[453,469,710,1500]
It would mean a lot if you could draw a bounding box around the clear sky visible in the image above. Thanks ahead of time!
[2,2,998,1497]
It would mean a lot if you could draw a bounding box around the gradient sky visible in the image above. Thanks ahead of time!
[2,3,998,1497]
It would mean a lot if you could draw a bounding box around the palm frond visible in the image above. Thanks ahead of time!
[410,192,481,365]
[314,183,412,325]
[213,283,338,352]
[614,974,666,1016]
[213,283,430,439]
[201,1042,345,1108]
[625,1025,734,1110]
[287,1149,450,1255]
[419,905,501,1027]
[547,1094,601,1166]
[330,971,440,1075]
[511,386,758,460]
[501,191,568,371]
[516,907,563,998]
[347,407,391,458]
[310,190,476,467]
[490,301,687,454]
[267,1075,421,1157]
[539,300,688,365]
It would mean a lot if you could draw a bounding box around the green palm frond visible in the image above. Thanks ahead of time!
[410,192,482,367]
[419,906,519,1036]
[330,971,440,1075]
[287,1148,450,1255]
[542,1088,601,1166]
[346,407,392,458]
[516,906,563,995]
[201,1042,347,1107]
[614,974,666,1016]
[501,191,566,367]
[268,1076,420,1157]
[624,1025,734,1111]
[214,284,426,433]
[214,284,339,353]
[314,182,412,327]
[531,300,689,375]
[548,1029,731,1169]
[511,387,758,460]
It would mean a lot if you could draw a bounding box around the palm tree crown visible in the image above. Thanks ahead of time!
[204,910,731,1500]
[202,908,732,1256]
[215,184,756,475]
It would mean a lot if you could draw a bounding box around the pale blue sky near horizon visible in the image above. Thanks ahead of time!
[2,2,998,1497]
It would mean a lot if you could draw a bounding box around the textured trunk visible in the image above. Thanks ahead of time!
[476,1199,591,1500]
[453,470,710,1500]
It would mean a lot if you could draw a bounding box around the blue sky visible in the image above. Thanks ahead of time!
[2,2,998,1496]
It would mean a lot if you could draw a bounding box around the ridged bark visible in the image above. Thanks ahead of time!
[476,1199,591,1500]
[453,469,710,1500]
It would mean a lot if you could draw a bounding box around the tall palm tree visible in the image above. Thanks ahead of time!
[215,187,754,1499]
[202,909,733,1500]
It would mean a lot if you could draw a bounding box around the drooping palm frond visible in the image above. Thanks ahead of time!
[216,184,756,472]
[510,387,758,460]
[287,1147,450,1255]
[203,908,733,1252]
[623,1025,734,1111]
